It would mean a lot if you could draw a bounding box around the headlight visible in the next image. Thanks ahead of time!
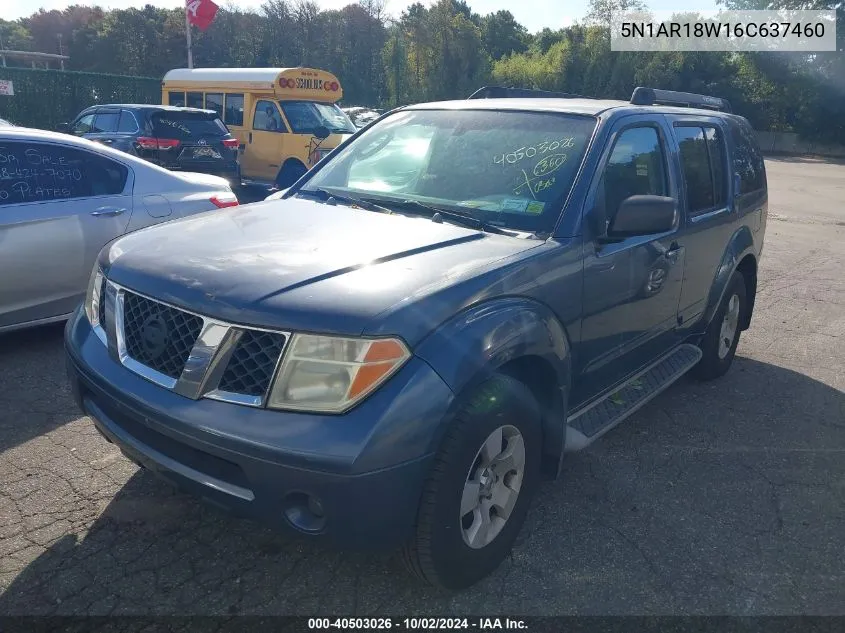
[267,334,411,413]
[84,265,104,328]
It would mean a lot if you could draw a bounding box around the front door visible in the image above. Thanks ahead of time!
[575,117,685,406]
[242,98,286,183]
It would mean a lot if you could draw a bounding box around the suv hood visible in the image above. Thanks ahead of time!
[101,197,541,335]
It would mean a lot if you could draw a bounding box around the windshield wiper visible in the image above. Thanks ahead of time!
[380,198,515,236]
[297,188,394,215]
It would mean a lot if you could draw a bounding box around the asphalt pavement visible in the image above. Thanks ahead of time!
[0,158,843,616]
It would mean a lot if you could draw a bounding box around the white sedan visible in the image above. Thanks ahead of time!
[0,127,239,333]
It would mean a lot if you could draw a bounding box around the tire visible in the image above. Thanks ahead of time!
[275,160,307,189]
[692,271,747,381]
[401,374,542,590]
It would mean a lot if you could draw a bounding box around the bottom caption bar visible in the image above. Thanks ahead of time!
[2,616,845,633]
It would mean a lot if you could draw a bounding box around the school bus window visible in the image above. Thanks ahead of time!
[205,93,223,117]
[187,92,203,109]
[224,93,244,126]
[168,91,185,107]
[253,100,287,133]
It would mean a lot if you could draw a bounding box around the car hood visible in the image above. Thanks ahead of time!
[101,197,542,335]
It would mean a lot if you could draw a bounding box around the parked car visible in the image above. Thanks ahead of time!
[58,105,241,186]
[65,86,767,590]
[0,127,238,333]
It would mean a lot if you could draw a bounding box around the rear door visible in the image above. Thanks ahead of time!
[108,109,142,154]
[87,109,121,148]
[150,110,235,172]
[665,115,735,327]
[0,139,133,328]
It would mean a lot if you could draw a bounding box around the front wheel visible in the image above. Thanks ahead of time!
[692,271,747,381]
[401,374,542,590]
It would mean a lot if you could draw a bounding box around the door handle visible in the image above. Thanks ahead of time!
[102,139,114,144]
[91,206,126,217]
[249,132,253,143]
[665,242,682,264]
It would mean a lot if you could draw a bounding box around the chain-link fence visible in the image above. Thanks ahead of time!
[0,67,161,131]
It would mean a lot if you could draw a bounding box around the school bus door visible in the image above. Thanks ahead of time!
[242,98,286,183]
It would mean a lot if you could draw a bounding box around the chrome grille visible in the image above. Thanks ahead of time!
[122,292,204,380]
[103,280,290,407]
[218,330,286,396]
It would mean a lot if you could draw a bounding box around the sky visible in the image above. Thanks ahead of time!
[7,0,721,34]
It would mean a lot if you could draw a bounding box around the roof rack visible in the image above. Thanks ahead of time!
[468,86,590,100]
[630,87,732,113]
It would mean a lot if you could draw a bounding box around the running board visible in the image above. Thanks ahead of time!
[565,344,703,452]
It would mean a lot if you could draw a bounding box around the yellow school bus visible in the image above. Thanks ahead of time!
[161,67,356,187]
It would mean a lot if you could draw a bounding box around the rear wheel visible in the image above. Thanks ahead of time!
[275,160,307,189]
[401,374,542,590]
[692,271,747,381]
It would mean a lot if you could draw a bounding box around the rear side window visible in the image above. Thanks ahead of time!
[117,110,139,133]
[92,111,120,133]
[152,112,228,139]
[730,120,765,194]
[168,91,186,107]
[224,94,244,126]
[186,92,204,109]
[0,142,129,205]
[205,93,224,117]
[675,124,728,215]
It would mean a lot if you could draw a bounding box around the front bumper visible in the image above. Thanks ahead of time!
[65,309,453,549]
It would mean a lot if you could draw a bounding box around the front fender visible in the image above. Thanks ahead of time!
[701,225,756,329]
[414,297,571,457]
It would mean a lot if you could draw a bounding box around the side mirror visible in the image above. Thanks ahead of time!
[57,122,70,133]
[607,195,677,238]
[313,125,331,140]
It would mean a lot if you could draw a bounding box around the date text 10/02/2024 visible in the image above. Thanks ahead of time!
[307,618,528,630]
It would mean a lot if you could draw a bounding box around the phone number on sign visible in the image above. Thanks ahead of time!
[308,618,485,630]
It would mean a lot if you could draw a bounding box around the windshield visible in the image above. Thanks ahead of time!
[301,109,597,233]
[152,112,228,139]
[279,101,356,135]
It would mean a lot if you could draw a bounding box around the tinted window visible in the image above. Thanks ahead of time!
[303,109,597,233]
[602,126,667,222]
[92,111,120,133]
[151,111,228,139]
[168,91,186,107]
[72,113,95,135]
[0,142,129,205]
[705,126,727,208]
[117,110,139,133]
[253,100,286,132]
[206,93,223,117]
[676,126,714,214]
[186,92,204,109]
[224,93,244,126]
[731,120,765,194]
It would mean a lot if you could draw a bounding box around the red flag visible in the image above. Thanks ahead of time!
[186,0,219,31]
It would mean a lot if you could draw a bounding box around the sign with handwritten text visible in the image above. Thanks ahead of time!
[0,144,84,204]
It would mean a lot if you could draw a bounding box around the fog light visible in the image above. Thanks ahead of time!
[283,492,327,533]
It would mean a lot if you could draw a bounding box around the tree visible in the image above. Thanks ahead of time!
[481,10,528,60]
[583,0,646,28]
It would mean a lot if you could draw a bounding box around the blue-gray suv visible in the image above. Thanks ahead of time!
[65,86,767,590]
